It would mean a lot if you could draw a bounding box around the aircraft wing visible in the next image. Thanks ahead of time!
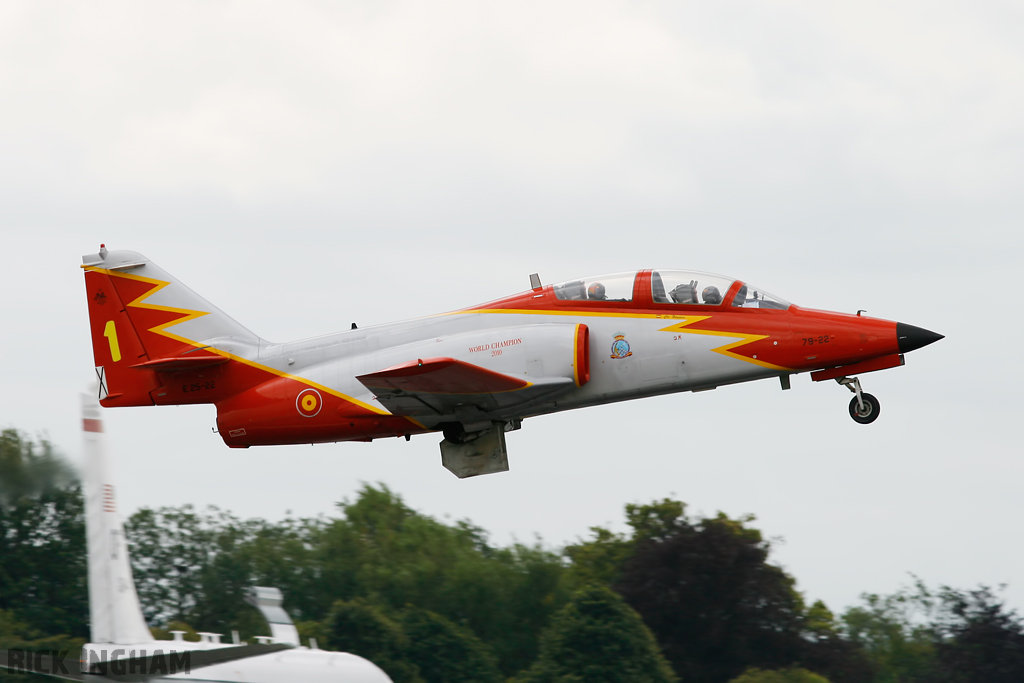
[356,357,573,421]
[89,643,294,678]
[0,643,296,681]
[0,649,83,680]
[0,643,294,679]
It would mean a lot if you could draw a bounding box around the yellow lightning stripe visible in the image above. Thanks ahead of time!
[452,307,792,371]
[450,308,689,320]
[657,317,792,371]
[83,266,210,347]
[82,265,389,416]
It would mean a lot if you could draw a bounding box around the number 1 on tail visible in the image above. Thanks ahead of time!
[103,321,121,362]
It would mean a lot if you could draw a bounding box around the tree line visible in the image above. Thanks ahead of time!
[2,429,1023,682]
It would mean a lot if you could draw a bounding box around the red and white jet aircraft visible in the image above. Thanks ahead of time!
[82,246,942,477]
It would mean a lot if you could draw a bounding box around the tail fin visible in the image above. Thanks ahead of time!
[82,246,261,406]
[82,392,153,644]
[246,587,301,645]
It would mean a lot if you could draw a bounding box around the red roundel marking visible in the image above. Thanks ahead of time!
[296,388,323,417]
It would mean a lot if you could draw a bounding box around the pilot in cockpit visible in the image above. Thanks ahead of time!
[701,286,723,305]
[588,282,607,301]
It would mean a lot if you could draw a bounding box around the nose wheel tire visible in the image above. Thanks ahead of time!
[849,393,880,424]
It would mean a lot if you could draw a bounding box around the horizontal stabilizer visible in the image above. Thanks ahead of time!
[83,643,293,677]
[357,357,529,395]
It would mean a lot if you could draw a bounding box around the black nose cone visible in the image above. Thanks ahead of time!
[897,323,944,353]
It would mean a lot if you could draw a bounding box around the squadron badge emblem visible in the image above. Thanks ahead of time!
[610,333,632,359]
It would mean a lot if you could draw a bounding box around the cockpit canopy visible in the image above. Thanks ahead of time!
[553,271,636,302]
[651,270,733,305]
[551,270,790,309]
[730,281,790,310]
[652,270,790,309]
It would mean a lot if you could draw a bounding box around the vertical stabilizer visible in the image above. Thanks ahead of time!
[82,394,153,644]
[81,246,263,407]
[245,587,301,646]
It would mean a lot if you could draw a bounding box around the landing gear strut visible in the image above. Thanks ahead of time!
[837,376,880,424]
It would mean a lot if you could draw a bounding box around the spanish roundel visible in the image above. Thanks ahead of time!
[296,388,322,417]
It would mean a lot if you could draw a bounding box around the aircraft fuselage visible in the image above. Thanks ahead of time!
[81,253,942,462]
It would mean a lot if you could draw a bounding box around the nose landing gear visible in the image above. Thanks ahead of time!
[837,376,880,424]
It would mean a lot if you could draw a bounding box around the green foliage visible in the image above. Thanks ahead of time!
[613,508,807,683]
[801,600,874,683]
[0,432,85,683]
[931,585,1024,683]
[242,515,325,622]
[517,583,677,683]
[564,526,633,586]
[841,582,938,683]
[123,484,568,675]
[624,498,688,542]
[324,598,423,683]
[150,620,201,642]
[4,421,1023,683]
[0,430,76,504]
[321,600,504,683]
[127,505,253,628]
[299,484,569,674]
[398,606,503,683]
[727,668,832,683]
[806,601,840,638]
[569,501,872,683]
[564,498,687,587]
[125,504,292,640]
[0,608,85,683]
[0,432,86,640]
[295,619,329,649]
[840,580,1024,683]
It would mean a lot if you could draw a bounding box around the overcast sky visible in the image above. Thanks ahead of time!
[2,1,1022,617]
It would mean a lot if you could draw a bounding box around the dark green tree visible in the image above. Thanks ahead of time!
[933,586,1024,683]
[124,504,274,638]
[517,583,677,683]
[125,485,568,673]
[841,584,938,683]
[564,498,685,587]
[125,505,219,624]
[398,606,502,683]
[566,498,874,683]
[726,668,831,683]
[612,507,806,683]
[0,431,86,639]
[799,600,875,683]
[324,598,423,683]
[0,607,86,683]
[245,515,326,622]
[0,429,75,504]
[313,484,568,674]
[841,580,1024,683]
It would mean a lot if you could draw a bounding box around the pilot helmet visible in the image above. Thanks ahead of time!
[588,282,607,300]
[702,285,722,305]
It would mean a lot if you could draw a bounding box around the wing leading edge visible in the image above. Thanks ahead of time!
[356,357,573,421]
[358,357,530,394]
